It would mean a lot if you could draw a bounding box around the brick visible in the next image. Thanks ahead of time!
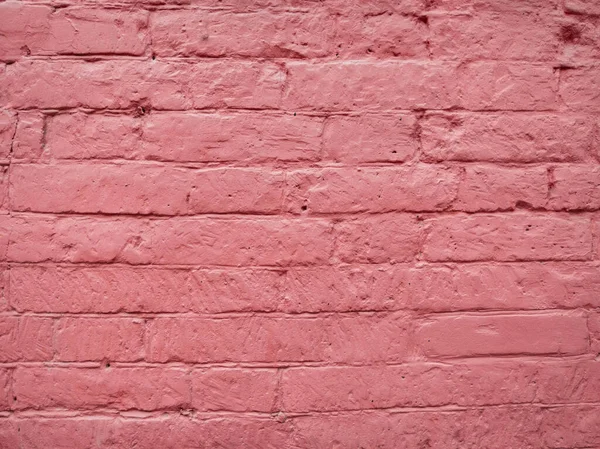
[152,10,333,58]
[429,12,559,61]
[147,313,411,363]
[424,0,560,11]
[565,0,600,15]
[560,66,600,112]
[10,266,286,313]
[282,359,600,412]
[423,213,592,261]
[0,60,284,110]
[458,62,557,110]
[0,267,7,312]
[0,110,16,160]
[284,61,459,111]
[0,4,148,61]
[11,111,44,160]
[290,406,598,449]
[7,216,334,265]
[0,166,7,213]
[322,114,418,163]
[16,416,292,449]
[415,312,588,357]
[558,17,600,64]
[44,112,322,163]
[421,112,596,162]
[590,312,600,353]
[13,367,189,411]
[0,419,18,449]
[11,164,285,215]
[287,166,459,213]
[0,317,53,362]
[407,262,600,312]
[191,368,278,412]
[55,317,144,362]
[543,405,600,448]
[334,215,423,263]
[0,368,9,410]
[334,13,429,58]
[549,165,600,210]
[454,165,548,211]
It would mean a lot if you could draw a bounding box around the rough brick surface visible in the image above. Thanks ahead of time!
[0,1,599,447]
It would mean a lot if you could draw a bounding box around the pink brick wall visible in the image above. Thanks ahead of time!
[1,0,600,447]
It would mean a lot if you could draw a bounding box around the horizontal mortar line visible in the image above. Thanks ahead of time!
[3,258,598,268]
[7,399,600,416]
[6,209,599,219]
[11,160,592,170]
[10,107,585,116]
[3,401,600,420]
[5,260,600,269]
[3,307,598,319]
[1,354,596,369]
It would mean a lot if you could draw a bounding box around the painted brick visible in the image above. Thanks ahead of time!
[191,368,278,412]
[11,111,44,160]
[7,216,334,265]
[454,165,548,211]
[0,317,54,362]
[415,312,589,357]
[44,112,323,163]
[286,166,459,213]
[151,10,334,58]
[322,114,418,163]
[282,359,600,411]
[565,0,600,15]
[0,60,284,110]
[560,66,600,112]
[55,317,145,362]
[590,312,600,354]
[421,113,596,162]
[147,313,411,363]
[429,12,559,61]
[549,165,600,210]
[0,4,148,61]
[423,213,592,261]
[0,110,16,160]
[334,215,423,263]
[0,368,10,410]
[13,367,190,410]
[11,164,285,215]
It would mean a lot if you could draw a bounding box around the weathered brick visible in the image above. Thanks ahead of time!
[286,166,459,213]
[191,368,278,412]
[549,165,600,210]
[11,111,44,160]
[152,10,333,58]
[282,359,600,412]
[0,368,10,410]
[0,317,54,362]
[0,110,16,160]
[454,165,548,211]
[0,4,148,61]
[44,112,322,163]
[424,213,592,261]
[147,313,411,363]
[429,12,559,61]
[11,164,285,215]
[322,114,418,163]
[421,112,596,162]
[0,60,284,110]
[560,66,600,112]
[565,0,600,15]
[13,367,190,410]
[590,312,600,354]
[334,215,423,263]
[415,312,588,357]
[55,317,145,362]
[7,216,334,265]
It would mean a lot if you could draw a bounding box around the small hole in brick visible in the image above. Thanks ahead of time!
[418,15,429,25]
[152,53,156,60]
[392,150,397,154]
[106,362,111,368]
[301,205,308,211]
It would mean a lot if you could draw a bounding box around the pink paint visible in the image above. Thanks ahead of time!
[1,0,599,447]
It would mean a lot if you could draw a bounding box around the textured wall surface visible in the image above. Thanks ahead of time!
[1,0,600,447]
